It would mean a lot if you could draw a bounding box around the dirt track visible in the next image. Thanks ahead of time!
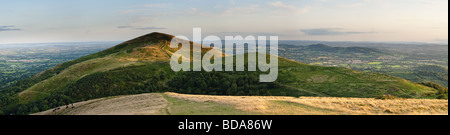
[33,93,168,115]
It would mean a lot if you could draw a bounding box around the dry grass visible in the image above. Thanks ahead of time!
[34,93,168,115]
[165,92,448,115]
[34,92,448,115]
[120,46,170,62]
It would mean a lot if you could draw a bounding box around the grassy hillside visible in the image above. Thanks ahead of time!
[35,92,448,115]
[34,93,249,115]
[279,44,448,87]
[0,32,444,115]
[164,92,447,115]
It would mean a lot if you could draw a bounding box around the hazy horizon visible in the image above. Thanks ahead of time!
[0,0,448,44]
[0,39,448,47]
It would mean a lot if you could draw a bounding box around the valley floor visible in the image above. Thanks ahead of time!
[34,93,448,115]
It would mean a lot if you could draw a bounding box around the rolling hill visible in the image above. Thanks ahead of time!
[0,32,443,115]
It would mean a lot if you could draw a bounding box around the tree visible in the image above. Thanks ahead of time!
[31,106,39,113]
[226,88,233,95]
[191,88,201,94]
[200,81,208,91]
[237,91,245,95]
[159,73,166,80]
[231,82,238,95]
[266,90,272,96]
[280,92,286,96]
[437,94,448,99]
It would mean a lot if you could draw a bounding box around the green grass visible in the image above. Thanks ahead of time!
[277,57,435,98]
[339,64,348,67]
[21,51,434,103]
[161,94,251,115]
[2,71,17,74]
[18,55,139,103]
[368,62,383,65]
[5,62,22,65]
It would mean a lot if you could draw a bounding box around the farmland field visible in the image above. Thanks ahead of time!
[0,42,118,89]
[278,43,448,87]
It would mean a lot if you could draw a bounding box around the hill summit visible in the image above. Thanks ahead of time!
[0,32,442,115]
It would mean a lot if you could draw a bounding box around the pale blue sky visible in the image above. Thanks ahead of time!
[0,0,448,44]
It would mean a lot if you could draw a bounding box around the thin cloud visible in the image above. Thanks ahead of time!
[134,27,166,30]
[119,4,171,14]
[267,1,311,14]
[416,0,438,5]
[338,3,366,8]
[0,26,21,31]
[141,4,171,8]
[337,0,376,8]
[117,26,166,30]
[222,5,262,16]
[117,26,133,29]
[217,32,282,36]
[300,28,376,36]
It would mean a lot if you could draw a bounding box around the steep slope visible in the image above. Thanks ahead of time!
[17,32,221,103]
[0,32,441,115]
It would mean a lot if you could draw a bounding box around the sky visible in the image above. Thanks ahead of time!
[0,0,448,44]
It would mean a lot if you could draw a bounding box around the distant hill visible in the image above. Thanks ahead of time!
[279,43,448,87]
[0,32,442,115]
[283,44,385,54]
[414,65,448,87]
